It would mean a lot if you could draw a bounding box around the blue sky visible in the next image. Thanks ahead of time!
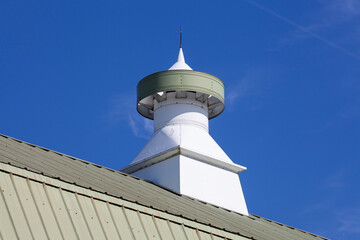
[1,0,359,239]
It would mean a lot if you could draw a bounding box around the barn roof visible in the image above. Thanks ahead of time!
[0,133,328,239]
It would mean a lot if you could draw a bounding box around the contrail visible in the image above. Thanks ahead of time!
[244,0,360,60]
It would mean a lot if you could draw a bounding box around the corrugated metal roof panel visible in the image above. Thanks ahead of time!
[153,217,175,239]
[0,133,328,240]
[44,184,79,239]
[0,172,34,239]
[108,204,136,239]
[0,183,18,240]
[0,169,244,240]
[11,174,48,239]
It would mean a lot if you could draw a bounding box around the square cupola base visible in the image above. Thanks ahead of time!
[122,149,248,215]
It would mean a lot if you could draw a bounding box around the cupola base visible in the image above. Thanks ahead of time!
[127,154,248,215]
[121,124,248,215]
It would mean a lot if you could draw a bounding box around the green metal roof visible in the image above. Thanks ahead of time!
[0,163,245,240]
[0,133,329,240]
[137,70,225,119]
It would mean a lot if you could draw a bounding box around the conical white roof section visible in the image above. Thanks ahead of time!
[169,48,192,70]
[131,125,237,167]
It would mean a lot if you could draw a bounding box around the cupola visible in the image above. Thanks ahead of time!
[122,28,248,215]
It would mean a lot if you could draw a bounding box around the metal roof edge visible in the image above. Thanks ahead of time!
[249,214,329,240]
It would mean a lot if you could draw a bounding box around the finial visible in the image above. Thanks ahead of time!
[180,25,182,48]
[169,26,192,70]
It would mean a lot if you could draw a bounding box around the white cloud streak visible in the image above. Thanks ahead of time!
[227,77,255,105]
[336,207,360,234]
[226,67,275,109]
[106,93,152,139]
[325,0,360,16]
[244,0,360,60]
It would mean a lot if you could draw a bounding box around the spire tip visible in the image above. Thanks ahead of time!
[180,25,182,48]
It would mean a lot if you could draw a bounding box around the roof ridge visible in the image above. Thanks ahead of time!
[249,214,328,239]
[0,133,117,170]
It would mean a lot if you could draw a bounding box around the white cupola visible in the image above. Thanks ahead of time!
[121,29,248,215]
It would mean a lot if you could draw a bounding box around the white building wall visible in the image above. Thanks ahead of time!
[154,93,209,132]
[179,155,248,215]
[130,153,248,215]
[132,156,181,193]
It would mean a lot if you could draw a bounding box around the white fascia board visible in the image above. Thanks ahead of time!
[180,147,246,173]
[121,146,246,174]
[121,147,180,174]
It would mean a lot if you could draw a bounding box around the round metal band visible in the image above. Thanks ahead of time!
[137,70,225,120]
